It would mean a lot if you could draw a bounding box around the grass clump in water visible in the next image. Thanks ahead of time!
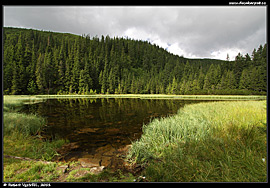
[128,101,267,182]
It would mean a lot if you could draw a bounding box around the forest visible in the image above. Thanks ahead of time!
[3,27,267,95]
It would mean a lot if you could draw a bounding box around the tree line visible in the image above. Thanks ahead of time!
[3,27,267,95]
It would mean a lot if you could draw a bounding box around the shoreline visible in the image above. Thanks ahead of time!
[4,94,266,101]
[3,95,267,182]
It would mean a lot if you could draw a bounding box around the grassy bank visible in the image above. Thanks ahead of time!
[127,100,267,182]
[35,94,266,100]
[3,96,67,181]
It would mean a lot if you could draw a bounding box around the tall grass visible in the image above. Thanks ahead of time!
[128,101,267,182]
[4,112,45,136]
[4,95,46,136]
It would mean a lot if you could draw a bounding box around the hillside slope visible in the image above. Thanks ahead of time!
[3,27,267,95]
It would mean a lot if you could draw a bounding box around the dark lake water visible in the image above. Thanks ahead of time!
[21,98,209,164]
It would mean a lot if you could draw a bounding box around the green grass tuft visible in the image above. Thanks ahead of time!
[128,101,267,182]
[4,112,45,136]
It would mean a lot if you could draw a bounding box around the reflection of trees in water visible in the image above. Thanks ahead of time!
[22,98,203,124]
[97,98,185,123]
[20,98,216,161]
[20,98,207,140]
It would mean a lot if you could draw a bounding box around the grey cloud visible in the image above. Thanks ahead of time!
[4,6,266,60]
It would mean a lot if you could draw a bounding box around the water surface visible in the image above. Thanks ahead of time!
[21,98,207,164]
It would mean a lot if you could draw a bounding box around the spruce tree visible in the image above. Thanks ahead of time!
[3,27,267,95]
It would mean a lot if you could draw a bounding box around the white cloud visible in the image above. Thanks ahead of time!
[152,38,168,49]
[123,27,150,40]
[210,48,242,61]
[166,43,197,58]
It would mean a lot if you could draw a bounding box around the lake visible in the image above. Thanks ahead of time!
[21,98,210,167]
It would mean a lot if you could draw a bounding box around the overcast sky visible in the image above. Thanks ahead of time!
[4,6,267,60]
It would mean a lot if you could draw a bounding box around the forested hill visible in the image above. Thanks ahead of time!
[3,27,267,95]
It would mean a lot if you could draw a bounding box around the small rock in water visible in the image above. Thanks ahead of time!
[78,158,100,168]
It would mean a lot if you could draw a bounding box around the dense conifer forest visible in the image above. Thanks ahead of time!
[3,27,267,95]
